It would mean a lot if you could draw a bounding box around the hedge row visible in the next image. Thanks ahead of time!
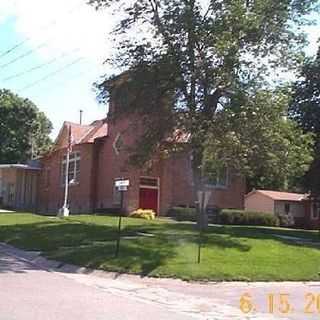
[167,207,197,222]
[168,207,279,227]
[219,209,279,227]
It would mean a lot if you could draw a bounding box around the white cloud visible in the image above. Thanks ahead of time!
[0,0,16,23]
[3,0,319,75]
[3,0,118,67]
[0,0,318,138]
[0,0,119,137]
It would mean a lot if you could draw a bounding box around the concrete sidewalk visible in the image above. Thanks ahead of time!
[1,242,319,319]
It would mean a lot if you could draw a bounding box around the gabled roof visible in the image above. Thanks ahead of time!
[246,189,308,202]
[78,120,108,143]
[53,119,108,151]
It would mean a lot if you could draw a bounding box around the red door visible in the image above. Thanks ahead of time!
[139,188,158,213]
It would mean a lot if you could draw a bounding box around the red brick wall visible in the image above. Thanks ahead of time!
[94,113,245,215]
[38,101,245,215]
[159,153,245,214]
[94,114,149,213]
[38,144,95,214]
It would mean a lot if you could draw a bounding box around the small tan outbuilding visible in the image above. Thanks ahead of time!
[0,164,40,211]
[245,189,307,219]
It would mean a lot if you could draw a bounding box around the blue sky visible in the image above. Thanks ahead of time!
[0,0,116,138]
[0,0,319,138]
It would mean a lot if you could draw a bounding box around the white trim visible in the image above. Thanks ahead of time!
[113,133,122,155]
[61,152,81,186]
[205,167,229,189]
[140,185,159,190]
[0,164,40,171]
[139,176,159,188]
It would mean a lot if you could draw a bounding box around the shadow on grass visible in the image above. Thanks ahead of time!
[2,216,316,278]
[49,238,177,277]
[0,218,254,276]
[0,220,176,276]
[205,224,320,247]
[122,219,320,249]
[0,221,117,252]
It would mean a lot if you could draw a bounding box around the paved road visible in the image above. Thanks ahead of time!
[0,243,319,320]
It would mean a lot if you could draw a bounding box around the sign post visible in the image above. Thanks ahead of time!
[196,190,211,264]
[114,179,129,258]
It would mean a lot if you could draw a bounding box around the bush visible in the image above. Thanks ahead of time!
[167,207,197,222]
[277,213,295,227]
[219,209,279,227]
[129,209,156,220]
[168,207,279,227]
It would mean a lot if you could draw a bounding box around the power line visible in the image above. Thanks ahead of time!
[2,48,81,82]
[31,67,99,92]
[0,39,29,60]
[19,57,84,92]
[0,42,49,70]
[0,3,82,59]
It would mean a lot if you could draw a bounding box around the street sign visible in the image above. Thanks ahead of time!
[114,179,129,258]
[196,190,212,264]
[115,179,130,187]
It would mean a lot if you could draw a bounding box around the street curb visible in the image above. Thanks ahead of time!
[0,242,82,273]
[1,242,320,288]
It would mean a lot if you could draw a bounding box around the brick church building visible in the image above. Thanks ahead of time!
[37,95,245,215]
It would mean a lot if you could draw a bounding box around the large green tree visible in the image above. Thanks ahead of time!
[90,0,318,189]
[290,47,320,195]
[204,90,314,191]
[0,89,52,164]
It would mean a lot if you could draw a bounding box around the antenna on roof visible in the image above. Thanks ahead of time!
[79,109,83,125]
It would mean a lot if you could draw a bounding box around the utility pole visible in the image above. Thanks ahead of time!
[79,109,83,125]
[58,125,73,217]
[61,149,70,216]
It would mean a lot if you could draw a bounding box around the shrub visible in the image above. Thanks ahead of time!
[168,207,279,227]
[167,207,197,222]
[129,209,156,220]
[277,213,295,227]
[219,209,279,227]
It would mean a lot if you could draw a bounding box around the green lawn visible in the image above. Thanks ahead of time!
[0,212,319,281]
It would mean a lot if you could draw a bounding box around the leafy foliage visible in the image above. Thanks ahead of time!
[277,213,295,228]
[0,89,52,164]
[219,209,279,227]
[203,90,314,190]
[167,206,280,226]
[290,48,320,195]
[90,0,318,187]
[129,208,156,220]
[167,206,197,221]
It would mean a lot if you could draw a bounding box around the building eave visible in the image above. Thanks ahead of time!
[0,164,41,171]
